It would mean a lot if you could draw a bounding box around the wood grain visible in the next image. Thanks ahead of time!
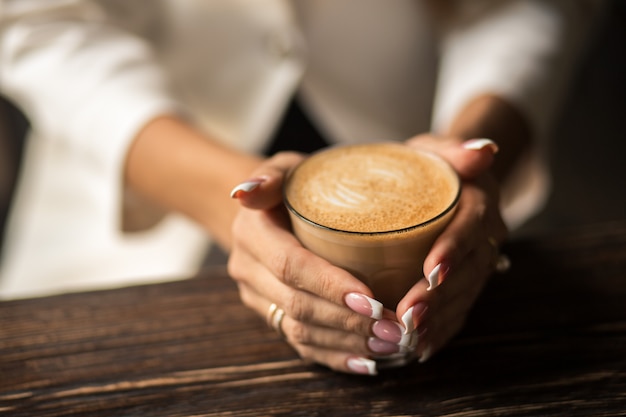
[1,221,625,416]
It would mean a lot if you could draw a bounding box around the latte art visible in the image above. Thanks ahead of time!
[315,165,404,209]
[318,179,367,209]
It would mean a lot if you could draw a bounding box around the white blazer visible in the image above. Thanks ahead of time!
[0,0,597,298]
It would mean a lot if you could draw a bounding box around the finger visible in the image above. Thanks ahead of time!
[229,248,376,336]
[239,283,396,375]
[297,345,379,376]
[406,135,498,180]
[238,281,371,351]
[230,207,382,317]
[405,230,500,361]
[230,151,305,209]
[422,185,487,289]
[285,312,406,358]
[415,248,493,362]
[424,173,508,286]
[284,317,404,357]
[239,284,404,370]
[426,242,493,317]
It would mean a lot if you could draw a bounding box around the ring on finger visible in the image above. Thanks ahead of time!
[267,303,286,338]
[488,237,511,273]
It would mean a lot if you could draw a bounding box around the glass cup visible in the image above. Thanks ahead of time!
[284,143,460,367]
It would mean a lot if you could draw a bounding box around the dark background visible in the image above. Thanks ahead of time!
[519,0,626,236]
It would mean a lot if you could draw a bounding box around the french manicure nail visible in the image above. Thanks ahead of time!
[368,337,400,354]
[462,138,499,154]
[399,331,419,349]
[427,263,441,290]
[372,320,418,349]
[401,307,415,335]
[372,320,403,343]
[229,178,266,198]
[347,356,378,375]
[344,293,383,320]
[401,302,428,335]
[427,263,449,291]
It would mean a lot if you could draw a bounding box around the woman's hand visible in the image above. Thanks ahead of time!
[399,134,508,362]
[228,152,407,376]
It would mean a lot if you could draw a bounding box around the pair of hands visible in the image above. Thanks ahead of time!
[227,135,507,375]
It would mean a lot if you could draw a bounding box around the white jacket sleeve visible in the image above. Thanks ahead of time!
[431,0,602,228]
[0,0,180,197]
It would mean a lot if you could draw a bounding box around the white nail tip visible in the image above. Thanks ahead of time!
[427,264,441,291]
[399,331,418,349]
[229,181,262,198]
[348,357,378,375]
[401,307,415,335]
[462,138,499,153]
[365,295,383,320]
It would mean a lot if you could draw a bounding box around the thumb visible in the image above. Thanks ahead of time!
[406,136,498,180]
[229,151,305,210]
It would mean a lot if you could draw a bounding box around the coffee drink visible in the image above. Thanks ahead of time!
[285,143,460,309]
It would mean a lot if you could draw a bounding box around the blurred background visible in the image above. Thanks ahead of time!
[518,0,626,236]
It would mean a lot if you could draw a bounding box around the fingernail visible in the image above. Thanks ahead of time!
[427,263,449,291]
[345,293,383,320]
[426,263,441,290]
[400,332,419,349]
[372,320,403,343]
[347,356,378,375]
[401,302,428,335]
[229,178,266,198]
[418,344,433,363]
[368,337,400,354]
[462,138,499,154]
[372,320,417,348]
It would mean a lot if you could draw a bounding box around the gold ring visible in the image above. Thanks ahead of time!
[272,308,286,338]
[488,237,511,273]
[266,303,286,337]
[266,303,278,327]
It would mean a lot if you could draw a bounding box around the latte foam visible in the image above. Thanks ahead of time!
[285,143,459,233]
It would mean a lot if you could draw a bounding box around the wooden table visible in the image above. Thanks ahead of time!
[1,221,625,416]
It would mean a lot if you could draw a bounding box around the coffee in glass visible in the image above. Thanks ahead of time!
[284,142,460,310]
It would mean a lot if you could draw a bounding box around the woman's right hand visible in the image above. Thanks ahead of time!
[228,152,408,376]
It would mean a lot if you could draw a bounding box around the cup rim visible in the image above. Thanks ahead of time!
[283,143,461,236]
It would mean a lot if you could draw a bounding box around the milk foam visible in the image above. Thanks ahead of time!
[285,143,459,233]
